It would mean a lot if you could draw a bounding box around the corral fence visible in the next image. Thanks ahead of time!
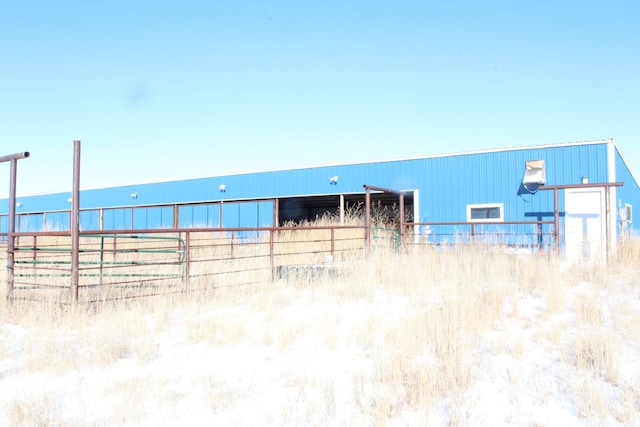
[1,220,556,304]
[403,220,556,252]
[2,225,368,304]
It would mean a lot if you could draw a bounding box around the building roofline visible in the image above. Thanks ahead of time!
[222,138,617,176]
[371,138,616,164]
[2,138,618,199]
[163,138,618,178]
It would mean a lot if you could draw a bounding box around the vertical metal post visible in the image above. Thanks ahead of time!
[399,193,405,247]
[32,235,37,277]
[605,186,611,262]
[2,151,30,301]
[330,228,335,259]
[99,236,105,286]
[173,204,179,229]
[269,228,275,281]
[553,188,560,256]
[70,141,81,304]
[230,231,234,258]
[273,198,279,227]
[184,231,191,284]
[365,187,371,254]
[6,159,18,300]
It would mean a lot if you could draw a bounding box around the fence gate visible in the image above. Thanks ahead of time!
[9,233,186,303]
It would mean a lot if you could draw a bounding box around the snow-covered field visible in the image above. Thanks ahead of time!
[1,246,639,426]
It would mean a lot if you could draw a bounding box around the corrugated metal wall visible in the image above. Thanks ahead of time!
[3,142,637,237]
[614,147,640,234]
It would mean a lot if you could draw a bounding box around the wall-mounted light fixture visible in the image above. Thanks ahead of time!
[219,184,227,192]
[329,176,339,185]
[130,192,138,199]
[582,176,589,184]
[15,202,22,208]
[67,197,73,203]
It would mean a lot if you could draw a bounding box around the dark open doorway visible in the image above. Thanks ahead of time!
[277,191,415,226]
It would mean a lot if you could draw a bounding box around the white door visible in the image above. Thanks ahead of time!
[565,188,605,263]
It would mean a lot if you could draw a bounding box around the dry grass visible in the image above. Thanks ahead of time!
[571,331,620,381]
[1,232,640,425]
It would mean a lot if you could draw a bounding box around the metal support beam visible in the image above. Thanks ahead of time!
[399,193,405,246]
[365,187,371,254]
[363,184,407,251]
[2,151,30,301]
[70,141,81,304]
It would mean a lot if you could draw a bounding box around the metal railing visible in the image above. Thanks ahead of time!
[3,225,367,303]
[13,234,186,284]
[403,220,556,252]
[2,220,557,304]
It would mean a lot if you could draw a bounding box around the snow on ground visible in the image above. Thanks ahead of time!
[1,270,639,426]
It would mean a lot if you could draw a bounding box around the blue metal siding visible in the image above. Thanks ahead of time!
[19,213,44,232]
[178,204,220,228]
[0,142,627,239]
[103,208,132,230]
[421,144,608,222]
[414,144,609,245]
[131,206,174,229]
[44,212,70,231]
[257,201,274,227]
[615,148,640,234]
[79,210,99,231]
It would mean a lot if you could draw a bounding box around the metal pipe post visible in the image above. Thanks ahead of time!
[6,159,18,300]
[553,188,560,256]
[399,193,405,246]
[184,231,191,284]
[269,229,275,281]
[605,186,611,262]
[2,151,30,301]
[0,152,30,163]
[365,187,371,254]
[70,141,81,304]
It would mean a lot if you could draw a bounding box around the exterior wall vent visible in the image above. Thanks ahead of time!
[523,159,546,193]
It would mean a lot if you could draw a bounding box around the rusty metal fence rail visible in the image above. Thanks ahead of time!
[1,220,559,304]
[3,225,367,304]
[404,220,556,253]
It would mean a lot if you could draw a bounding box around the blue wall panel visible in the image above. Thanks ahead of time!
[44,212,70,231]
[615,148,640,234]
[178,204,221,228]
[102,208,132,230]
[2,142,636,243]
[19,213,43,232]
[79,211,99,231]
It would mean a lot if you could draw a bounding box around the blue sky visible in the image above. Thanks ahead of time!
[1,0,639,199]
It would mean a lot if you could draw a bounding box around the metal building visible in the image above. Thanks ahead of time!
[2,139,639,262]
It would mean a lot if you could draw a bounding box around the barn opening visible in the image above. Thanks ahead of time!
[277,191,415,226]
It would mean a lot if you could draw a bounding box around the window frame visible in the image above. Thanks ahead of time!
[466,203,504,223]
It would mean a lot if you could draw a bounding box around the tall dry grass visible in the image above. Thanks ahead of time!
[1,227,640,425]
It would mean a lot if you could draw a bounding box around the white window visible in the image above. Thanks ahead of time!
[467,203,504,222]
